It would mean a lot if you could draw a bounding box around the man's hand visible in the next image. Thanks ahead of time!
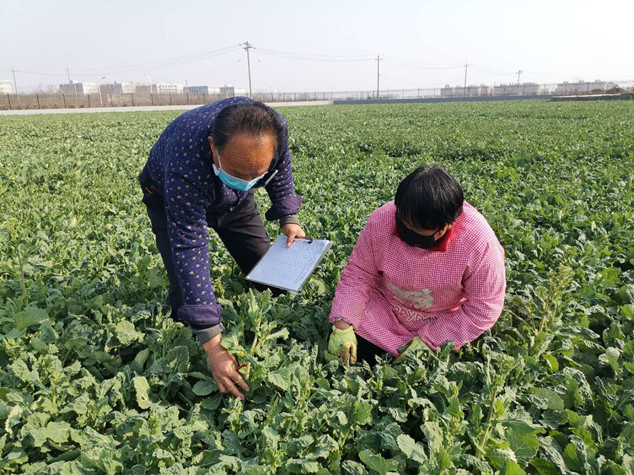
[202,334,250,400]
[281,223,306,248]
[328,324,358,365]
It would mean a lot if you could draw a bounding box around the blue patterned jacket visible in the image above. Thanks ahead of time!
[143,97,301,329]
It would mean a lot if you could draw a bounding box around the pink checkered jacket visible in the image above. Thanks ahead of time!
[329,201,506,355]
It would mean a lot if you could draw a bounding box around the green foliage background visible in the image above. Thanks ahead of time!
[0,101,633,473]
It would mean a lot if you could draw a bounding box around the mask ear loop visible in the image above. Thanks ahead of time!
[262,169,278,186]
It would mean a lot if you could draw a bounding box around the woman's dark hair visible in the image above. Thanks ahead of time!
[211,101,284,152]
[395,166,464,230]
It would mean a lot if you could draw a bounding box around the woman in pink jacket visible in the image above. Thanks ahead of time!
[328,166,506,365]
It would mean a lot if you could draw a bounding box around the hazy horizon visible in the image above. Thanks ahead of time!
[1,0,633,93]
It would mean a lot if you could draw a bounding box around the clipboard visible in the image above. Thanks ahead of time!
[246,235,333,292]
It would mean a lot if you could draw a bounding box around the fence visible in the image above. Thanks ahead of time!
[1,81,633,110]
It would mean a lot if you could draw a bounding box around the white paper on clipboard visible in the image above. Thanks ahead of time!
[246,235,333,292]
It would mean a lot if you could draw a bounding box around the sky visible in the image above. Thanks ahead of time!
[1,0,633,93]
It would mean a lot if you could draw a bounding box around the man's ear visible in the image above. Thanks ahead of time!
[208,137,218,165]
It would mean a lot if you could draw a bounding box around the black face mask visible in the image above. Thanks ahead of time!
[395,213,439,249]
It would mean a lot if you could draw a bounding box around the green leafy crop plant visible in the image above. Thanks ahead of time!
[0,101,633,473]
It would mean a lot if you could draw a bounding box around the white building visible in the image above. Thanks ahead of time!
[0,80,13,94]
[493,83,541,96]
[217,85,248,97]
[156,83,184,94]
[120,82,136,94]
[555,80,618,95]
[59,82,100,96]
[440,84,492,98]
[101,82,137,95]
[184,85,221,95]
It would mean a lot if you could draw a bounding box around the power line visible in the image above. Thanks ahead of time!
[13,45,239,72]
[382,56,464,70]
[255,48,374,62]
[11,45,242,78]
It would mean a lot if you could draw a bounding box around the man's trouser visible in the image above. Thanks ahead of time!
[140,172,274,325]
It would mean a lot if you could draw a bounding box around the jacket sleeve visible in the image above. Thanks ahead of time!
[418,240,506,350]
[329,218,381,328]
[264,120,302,221]
[164,164,222,329]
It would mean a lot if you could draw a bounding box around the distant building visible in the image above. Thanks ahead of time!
[59,82,100,96]
[135,84,154,94]
[99,84,117,95]
[493,83,541,96]
[0,80,13,94]
[184,86,221,95]
[440,84,492,98]
[120,82,136,94]
[100,82,136,95]
[156,83,183,94]
[554,80,617,95]
[219,85,248,97]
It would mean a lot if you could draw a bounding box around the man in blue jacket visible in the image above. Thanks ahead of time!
[139,97,304,400]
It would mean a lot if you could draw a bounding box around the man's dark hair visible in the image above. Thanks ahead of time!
[211,101,284,152]
[395,166,464,230]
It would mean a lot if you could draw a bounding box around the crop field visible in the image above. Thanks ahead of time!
[1,101,633,473]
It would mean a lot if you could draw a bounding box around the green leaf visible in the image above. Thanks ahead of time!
[131,348,150,372]
[115,320,144,345]
[502,460,526,475]
[341,460,366,475]
[11,359,40,385]
[600,347,621,372]
[542,409,569,429]
[530,387,565,410]
[542,354,559,372]
[193,380,215,396]
[14,308,48,331]
[530,459,561,475]
[201,394,222,410]
[268,369,291,391]
[285,459,321,473]
[354,402,373,425]
[397,434,427,463]
[359,449,399,474]
[501,420,544,464]
[29,421,71,447]
[133,376,151,409]
[621,304,634,319]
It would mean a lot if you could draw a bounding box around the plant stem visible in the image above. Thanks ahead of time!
[475,386,499,458]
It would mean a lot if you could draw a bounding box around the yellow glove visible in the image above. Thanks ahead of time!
[328,325,358,365]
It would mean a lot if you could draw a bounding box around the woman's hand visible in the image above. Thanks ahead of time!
[281,223,306,247]
[202,334,250,400]
[328,324,358,365]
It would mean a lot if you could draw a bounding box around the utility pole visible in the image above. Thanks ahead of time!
[516,69,523,85]
[241,41,254,97]
[463,62,468,96]
[376,55,381,99]
[12,68,17,94]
